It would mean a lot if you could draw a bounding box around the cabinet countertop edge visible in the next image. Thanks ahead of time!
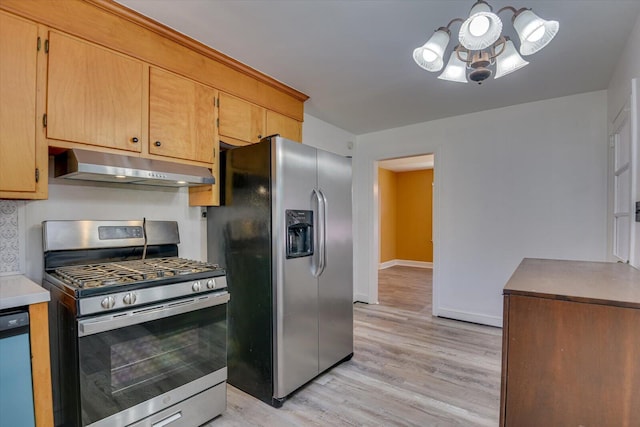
[0,274,50,310]
[503,258,640,309]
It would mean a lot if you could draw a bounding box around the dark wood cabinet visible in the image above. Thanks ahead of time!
[500,258,640,427]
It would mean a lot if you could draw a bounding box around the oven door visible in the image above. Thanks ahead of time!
[77,291,229,427]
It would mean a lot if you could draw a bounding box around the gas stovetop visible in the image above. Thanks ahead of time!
[50,257,222,289]
[45,257,227,315]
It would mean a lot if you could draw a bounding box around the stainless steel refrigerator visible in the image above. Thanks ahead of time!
[207,136,353,407]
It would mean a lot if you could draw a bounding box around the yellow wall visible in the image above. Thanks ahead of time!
[378,168,433,264]
[378,168,397,263]
[397,169,433,262]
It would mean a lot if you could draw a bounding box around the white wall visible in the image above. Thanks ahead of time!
[353,91,609,326]
[21,174,206,284]
[302,113,355,157]
[607,13,640,269]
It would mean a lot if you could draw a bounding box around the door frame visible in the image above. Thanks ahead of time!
[364,150,441,318]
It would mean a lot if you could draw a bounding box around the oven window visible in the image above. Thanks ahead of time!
[77,303,226,425]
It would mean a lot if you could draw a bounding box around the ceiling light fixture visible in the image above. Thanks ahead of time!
[413,0,558,84]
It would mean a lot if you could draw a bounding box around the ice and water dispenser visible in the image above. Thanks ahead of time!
[286,210,313,258]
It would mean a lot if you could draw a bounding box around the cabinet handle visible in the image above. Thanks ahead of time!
[131,137,139,143]
[155,141,162,147]
[257,134,262,140]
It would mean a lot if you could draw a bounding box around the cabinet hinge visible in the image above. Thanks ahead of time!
[35,168,40,183]
[37,37,41,51]
[216,97,219,108]
[42,114,47,127]
[216,118,219,128]
[44,39,49,53]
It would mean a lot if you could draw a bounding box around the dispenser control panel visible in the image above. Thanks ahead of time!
[286,210,314,259]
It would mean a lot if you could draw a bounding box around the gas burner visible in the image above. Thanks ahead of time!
[51,257,222,289]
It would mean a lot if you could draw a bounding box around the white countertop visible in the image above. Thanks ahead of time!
[0,274,50,310]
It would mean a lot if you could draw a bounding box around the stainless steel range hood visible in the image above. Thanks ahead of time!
[54,148,215,187]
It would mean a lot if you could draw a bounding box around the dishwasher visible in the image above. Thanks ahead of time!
[0,308,36,427]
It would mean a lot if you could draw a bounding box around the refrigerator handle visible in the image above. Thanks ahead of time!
[317,189,327,277]
[311,188,327,277]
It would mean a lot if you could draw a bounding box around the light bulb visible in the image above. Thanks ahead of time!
[527,25,546,42]
[422,49,438,62]
[469,15,490,37]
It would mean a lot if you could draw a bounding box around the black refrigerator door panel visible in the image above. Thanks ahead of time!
[208,141,274,403]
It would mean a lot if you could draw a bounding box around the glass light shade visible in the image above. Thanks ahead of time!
[438,52,468,83]
[494,39,529,78]
[458,2,502,50]
[413,29,450,72]
[513,10,559,56]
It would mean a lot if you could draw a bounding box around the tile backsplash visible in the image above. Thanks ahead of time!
[0,200,20,273]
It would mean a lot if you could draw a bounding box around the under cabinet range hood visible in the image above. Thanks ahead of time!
[54,148,215,187]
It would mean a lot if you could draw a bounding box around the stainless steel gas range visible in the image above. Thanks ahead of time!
[42,220,229,427]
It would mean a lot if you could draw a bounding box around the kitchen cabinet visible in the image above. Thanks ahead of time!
[266,110,302,142]
[46,31,144,153]
[0,11,48,199]
[218,92,266,146]
[0,0,307,206]
[500,258,640,427]
[0,275,54,427]
[219,92,302,146]
[149,67,217,163]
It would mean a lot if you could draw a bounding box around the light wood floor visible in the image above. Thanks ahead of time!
[207,266,502,426]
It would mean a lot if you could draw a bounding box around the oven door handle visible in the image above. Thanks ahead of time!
[77,291,230,337]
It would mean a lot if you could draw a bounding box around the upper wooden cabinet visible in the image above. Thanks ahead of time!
[218,92,266,146]
[266,110,302,143]
[149,67,217,164]
[0,11,47,199]
[219,92,302,146]
[46,31,144,153]
[0,0,307,205]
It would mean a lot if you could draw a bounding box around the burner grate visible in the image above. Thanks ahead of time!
[52,257,221,289]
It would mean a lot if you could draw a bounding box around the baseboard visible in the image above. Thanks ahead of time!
[353,293,373,303]
[378,260,396,269]
[379,259,433,270]
[435,307,503,328]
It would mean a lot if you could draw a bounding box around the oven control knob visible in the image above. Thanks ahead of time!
[192,281,201,292]
[123,292,137,305]
[101,296,115,309]
[206,279,215,289]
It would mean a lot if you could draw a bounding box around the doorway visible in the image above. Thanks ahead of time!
[376,154,434,310]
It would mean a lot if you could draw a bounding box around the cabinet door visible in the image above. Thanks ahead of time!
[218,92,265,145]
[149,67,216,163]
[266,110,302,143]
[502,294,640,426]
[46,32,143,152]
[0,12,45,197]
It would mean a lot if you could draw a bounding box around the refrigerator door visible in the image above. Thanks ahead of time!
[317,151,354,372]
[207,141,274,403]
[273,138,320,399]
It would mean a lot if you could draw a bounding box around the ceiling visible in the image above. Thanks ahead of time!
[116,0,640,135]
